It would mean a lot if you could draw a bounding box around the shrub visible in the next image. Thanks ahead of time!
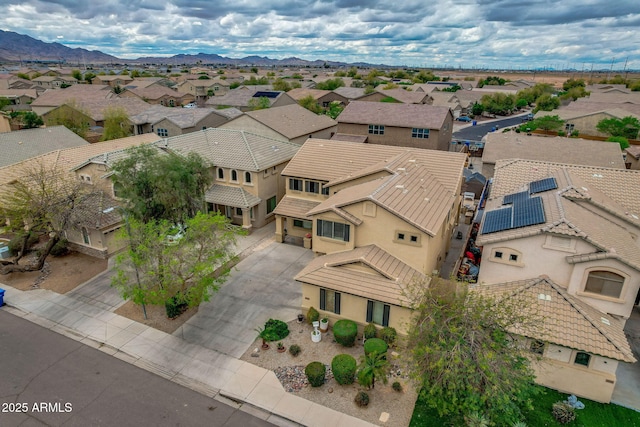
[552,401,576,424]
[8,233,39,256]
[305,361,326,387]
[379,326,397,347]
[262,319,289,341]
[165,294,187,319]
[333,319,358,347]
[363,322,377,340]
[331,354,357,385]
[364,338,388,357]
[354,391,369,407]
[289,344,301,357]
[50,238,69,257]
[307,306,319,325]
[392,381,402,392]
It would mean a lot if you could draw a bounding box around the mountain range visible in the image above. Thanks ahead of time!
[0,30,359,67]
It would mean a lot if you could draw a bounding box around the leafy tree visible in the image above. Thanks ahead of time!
[518,115,564,132]
[515,98,529,109]
[315,78,345,91]
[247,96,271,110]
[71,69,82,81]
[325,101,344,119]
[413,70,439,83]
[562,78,585,91]
[101,106,131,141]
[0,162,94,274]
[0,97,11,110]
[480,92,515,115]
[441,84,461,93]
[405,278,540,426]
[243,76,269,85]
[596,116,640,140]
[45,101,90,138]
[516,84,555,105]
[111,212,242,315]
[533,93,560,113]
[607,136,630,150]
[357,351,389,389]
[110,145,211,223]
[471,102,484,117]
[272,78,295,92]
[334,70,346,77]
[630,80,640,91]
[83,72,96,84]
[112,85,124,94]
[478,76,507,87]
[347,66,358,78]
[21,111,43,129]
[250,67,258,74]
[130,70,141,78]
[229,82,241,89]
[559,86,589,102]
[298,95,323,114]
[382,82,399,90]
[16,73,31,80]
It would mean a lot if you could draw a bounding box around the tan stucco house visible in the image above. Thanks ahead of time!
[129,105,242,137]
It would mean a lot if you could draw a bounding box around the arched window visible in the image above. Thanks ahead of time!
[245,171,252,183]
[584,270,625,298]
[81,227,90,245]
[217,168,224,180]
[231,170,238,181]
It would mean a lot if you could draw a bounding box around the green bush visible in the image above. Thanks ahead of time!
[333,319,358,347]
[331,354,357,385]
[392,381,402,392]
[262,319,289,341]
[289,344,301,357]
[354,391,370,407]
[364,338,388,357]
[8,233,39,256]
[50,239,69,257]
[379,326,397,347]
[165,294,187,319]
[363,322,377,340]
[307,306,320,325]
[305,361,326,387]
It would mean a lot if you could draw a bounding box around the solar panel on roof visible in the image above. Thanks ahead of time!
[512,196,545,228]
[481,207,513,234]
[529,177,558,194]
[503,191,529,205]
[253,91,279,98]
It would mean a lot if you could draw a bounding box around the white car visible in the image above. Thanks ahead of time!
[183,103,197,109]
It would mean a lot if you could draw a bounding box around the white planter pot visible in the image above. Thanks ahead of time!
[311,331,321,343]
[320,319,329,332]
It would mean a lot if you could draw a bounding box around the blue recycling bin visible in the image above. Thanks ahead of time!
[472,120,477,126]
[0,288,4,307]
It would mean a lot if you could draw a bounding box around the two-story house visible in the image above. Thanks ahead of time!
[335,101,453,151]
[474,158,640,402]
[129,105,242,137]
[274,139,467,332]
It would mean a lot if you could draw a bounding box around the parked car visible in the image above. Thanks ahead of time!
[183,103,197,109]
[456,116,473,122]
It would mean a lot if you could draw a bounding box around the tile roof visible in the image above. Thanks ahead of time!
[332,87,367,100]
[204,184,261,208]
[625,145,640,159]
[475,277,636,362]
[336,101,450,129]
[272,196,320,220]
[154,128,300,171]
[286,87,332,101]
[243,104,337,139]
[482,131,626,169]
[205,88,287,108]
[0,126,89,168]
[124,85,187,100]
[31,84,116,107]
[330,133,368,143]
[129,105,242,127]
[295,244,428,306]
[69,191,122,230]
[374,88,430,104]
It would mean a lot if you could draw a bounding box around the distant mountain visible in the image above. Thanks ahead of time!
[0,29,375,68]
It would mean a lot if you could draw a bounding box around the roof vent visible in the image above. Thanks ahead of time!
[397,167,406,172]
[592,173,603,178]
[103,207,115,214]
[538,293,551,301]
[601,317,610,325]
[395,185,404,189]
[408,159,416,163]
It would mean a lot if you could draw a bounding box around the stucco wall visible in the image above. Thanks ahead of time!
[335,122,450,151]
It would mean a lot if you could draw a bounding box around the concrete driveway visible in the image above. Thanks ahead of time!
[612,305,640,410]
[173,240,314,358]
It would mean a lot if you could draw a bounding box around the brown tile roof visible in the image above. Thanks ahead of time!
[204,184,261,208]
[625,145,640,159]
[130,105,242,128]
[475,277,636,362]
[336,101,450,129]
[286,88,331,101]
[330,133,368,143]
[482,131,626,169]
[69,191,122,230]
[0,126,89,168]
[124,85,187,101]
[272,196,320,220]
[295,244,428,306]
[31,84,116,107]
[243,104,337,139]
[375,88,430,104]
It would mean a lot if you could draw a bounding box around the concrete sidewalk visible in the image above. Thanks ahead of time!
[0,286,373,427]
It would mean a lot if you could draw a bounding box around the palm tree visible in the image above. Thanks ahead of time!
[357,351,389,389]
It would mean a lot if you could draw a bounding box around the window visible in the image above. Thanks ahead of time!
[81,227,90,245]
[584,271,624,298]
[320,289,341,314]
[231,170,238,182]
[235,207,243,216]
[266,196,277,214]
[305,181,320,194]
[529,340,545,355]
[395,230,420,245]
[321,186,330,196]
[410,235,418,243]
[289,178,303,191]
[217,168,224,180]
[574,352,591,367]
[272,166,277,175]
[113,182,124,198]
[293,219,312,229]
[368,124,385,135]
[397,233,405,240]
[366,300,390,326]
[495,251,503,259]
[565,123,575,133]
[317,219,350,242]
[156,128,168,137]
[245,171,252,184]
[509,254,518,262]
[411,128,430,139]
[169,99,175,107]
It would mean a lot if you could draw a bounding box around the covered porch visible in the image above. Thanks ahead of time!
[205,184,261,231]
[272,196,320,247]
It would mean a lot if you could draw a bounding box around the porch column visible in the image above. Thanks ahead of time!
[241,208,252,231]
[275,215,284,243]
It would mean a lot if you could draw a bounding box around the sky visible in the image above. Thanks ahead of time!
[1,0,640,70]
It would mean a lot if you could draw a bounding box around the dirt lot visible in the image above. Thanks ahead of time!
[115,301,198,335]
[1,251,107,293]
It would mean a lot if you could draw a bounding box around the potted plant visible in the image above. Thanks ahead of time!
[277,342,286,353]
[297,314,305,323]
[255,327,270,350]
[320,316,329,332]
[303,232,312,249]
[311,329,322,343]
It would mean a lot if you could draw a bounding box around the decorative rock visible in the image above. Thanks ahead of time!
[379,412,390,423]
[328,387,333,393]
[251,352,260,358]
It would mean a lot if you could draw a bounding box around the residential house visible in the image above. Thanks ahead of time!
[373,88,432,104]
[130,105,242,137]
[274,138,467,332]
[0,134,161,258]
[536,105,640,140]
[153,128,301,229]
[30,84,117,116]
[286,88,349,108]
[205,88,296,111]
[31,75,76,89]
[219,104,337,144]
[0,126,89,168]
[93,74,134,88]
[120,85,194,107]
[176,78,231,100]
[481,131,626,178]
[0,112,10,133]
[332,87,368,103]
[625,145,640,170]
[335,101,453,151]
[0,89,39,111]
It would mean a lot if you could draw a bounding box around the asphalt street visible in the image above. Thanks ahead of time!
[453,112,531,143]
[0,309,274,427]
